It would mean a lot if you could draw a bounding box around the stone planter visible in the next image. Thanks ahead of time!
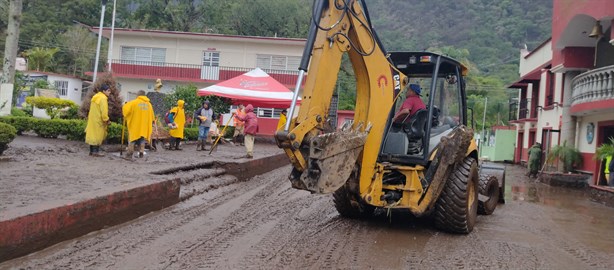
[538,172,590,189]
[589,185,614,207]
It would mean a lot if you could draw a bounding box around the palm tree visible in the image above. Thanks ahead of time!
[23,47,59,72]
[595,137,614,162]
[547,141,583,173]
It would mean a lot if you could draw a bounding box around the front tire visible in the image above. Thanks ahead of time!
[333,167,374,218]
[433,157,479,234]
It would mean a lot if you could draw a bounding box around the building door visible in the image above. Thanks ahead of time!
[516,131,524,163]
[541,129,560,171]
[201,51,220,80]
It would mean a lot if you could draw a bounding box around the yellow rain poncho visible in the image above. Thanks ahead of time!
[85,92,109,145]
[277,112,287,130]
[123,95,155,142]
[168,100,186,139]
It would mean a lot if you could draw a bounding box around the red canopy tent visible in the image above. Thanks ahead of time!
[197,68,300,108]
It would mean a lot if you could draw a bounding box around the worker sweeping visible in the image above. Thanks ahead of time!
[122,90,155,160]
[527,142,542,178]
[85,84,111,157]
[168,100,186,150]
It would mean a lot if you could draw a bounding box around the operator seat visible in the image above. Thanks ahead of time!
[383,109,428,155]
[405,109,428,154]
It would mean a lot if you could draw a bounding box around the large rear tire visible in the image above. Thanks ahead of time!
[333,167,374,218]
[477,175,499,215]
[433,157,479,234]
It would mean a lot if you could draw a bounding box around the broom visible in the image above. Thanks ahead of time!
[209,115,234,155]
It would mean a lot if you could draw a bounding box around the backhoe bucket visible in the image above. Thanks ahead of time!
[293,126,370,194]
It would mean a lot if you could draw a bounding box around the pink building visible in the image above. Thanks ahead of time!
[510,0,614,185]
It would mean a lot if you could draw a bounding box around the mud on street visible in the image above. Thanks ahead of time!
[2,163,614,269]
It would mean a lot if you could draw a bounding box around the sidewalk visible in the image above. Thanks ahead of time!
[0,135,287,262]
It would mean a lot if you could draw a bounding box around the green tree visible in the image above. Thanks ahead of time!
[59,25,97,76]
[164,85,231,121]
[23,47,59,72]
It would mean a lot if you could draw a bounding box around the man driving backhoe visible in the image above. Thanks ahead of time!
[392,83,426,123]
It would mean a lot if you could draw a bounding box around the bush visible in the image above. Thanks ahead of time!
[60,104,81,119]
[184,127,199,141]
[0,116,125,143]
[547,141,583,173]
[0,122,17,155]
[0,116,37,134]
[11,107,28,117]
[222,126,235,138]
[26,96,77,119]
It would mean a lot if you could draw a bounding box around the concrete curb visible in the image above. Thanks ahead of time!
[0,179,181,262]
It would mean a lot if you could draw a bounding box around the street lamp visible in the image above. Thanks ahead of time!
[93,0,107,83]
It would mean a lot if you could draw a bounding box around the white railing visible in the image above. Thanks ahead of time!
[571,65,614,106]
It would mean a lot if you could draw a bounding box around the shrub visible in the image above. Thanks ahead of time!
[184,127,199,141]
[11,107,28,117]
[222,126,235,138]
[0,116,124,143]
[0,116,37,134]
[0,122,17,155]
[61,104,81,119]
[26,96,77,119]
[595,137,614,161]
[547,141,583,173]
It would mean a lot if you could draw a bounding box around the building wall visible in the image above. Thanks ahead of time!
[26,72,83,105]
[519,40,552,77]
[112,33,304,67]
[480,129,517,162]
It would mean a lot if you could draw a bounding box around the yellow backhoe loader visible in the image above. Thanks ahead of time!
[275,0,505,233]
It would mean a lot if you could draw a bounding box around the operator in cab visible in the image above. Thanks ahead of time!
[392,83,426,123]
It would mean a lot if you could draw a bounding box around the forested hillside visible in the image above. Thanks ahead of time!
[0,0,552,127]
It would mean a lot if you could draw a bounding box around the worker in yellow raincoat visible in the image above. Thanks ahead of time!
[168,100,186,150]
[85,84,112,157]
[277,109,287,130]
[122,90,155,160]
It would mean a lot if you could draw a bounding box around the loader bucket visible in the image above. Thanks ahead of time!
[480,162,506,203]
[294,126,370,194]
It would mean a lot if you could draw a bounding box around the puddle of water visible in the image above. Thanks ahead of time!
[508,181,614,252]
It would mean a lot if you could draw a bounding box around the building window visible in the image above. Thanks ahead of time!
[256,55,301,71]
[546,70,555,106]
[54,80,68,96]
[203,51,220,67]
[121,46,166,65]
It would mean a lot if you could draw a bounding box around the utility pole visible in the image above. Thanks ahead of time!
[93,0,108,83]
[106,0,117,72]
[0,0,23,116]
[480,97,488,158]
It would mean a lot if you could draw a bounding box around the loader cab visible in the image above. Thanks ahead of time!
[380,52,468,166]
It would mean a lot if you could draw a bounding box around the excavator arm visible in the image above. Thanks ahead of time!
[275,0,404,193]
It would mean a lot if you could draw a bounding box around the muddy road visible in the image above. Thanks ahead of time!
[3,165,614,269]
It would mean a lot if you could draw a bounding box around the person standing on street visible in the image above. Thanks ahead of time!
[233,104,245,146]
[195,101,214,151]
[122,90,155,160]
[168,100,186,150]
[85,84,111,157]
[277,109,287,130]
[233,104,258,158]
[527,142,542,178]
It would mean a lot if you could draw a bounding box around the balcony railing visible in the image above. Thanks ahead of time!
[571,65,614,106]
[108,59,302,86]
[518,98,529,120]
